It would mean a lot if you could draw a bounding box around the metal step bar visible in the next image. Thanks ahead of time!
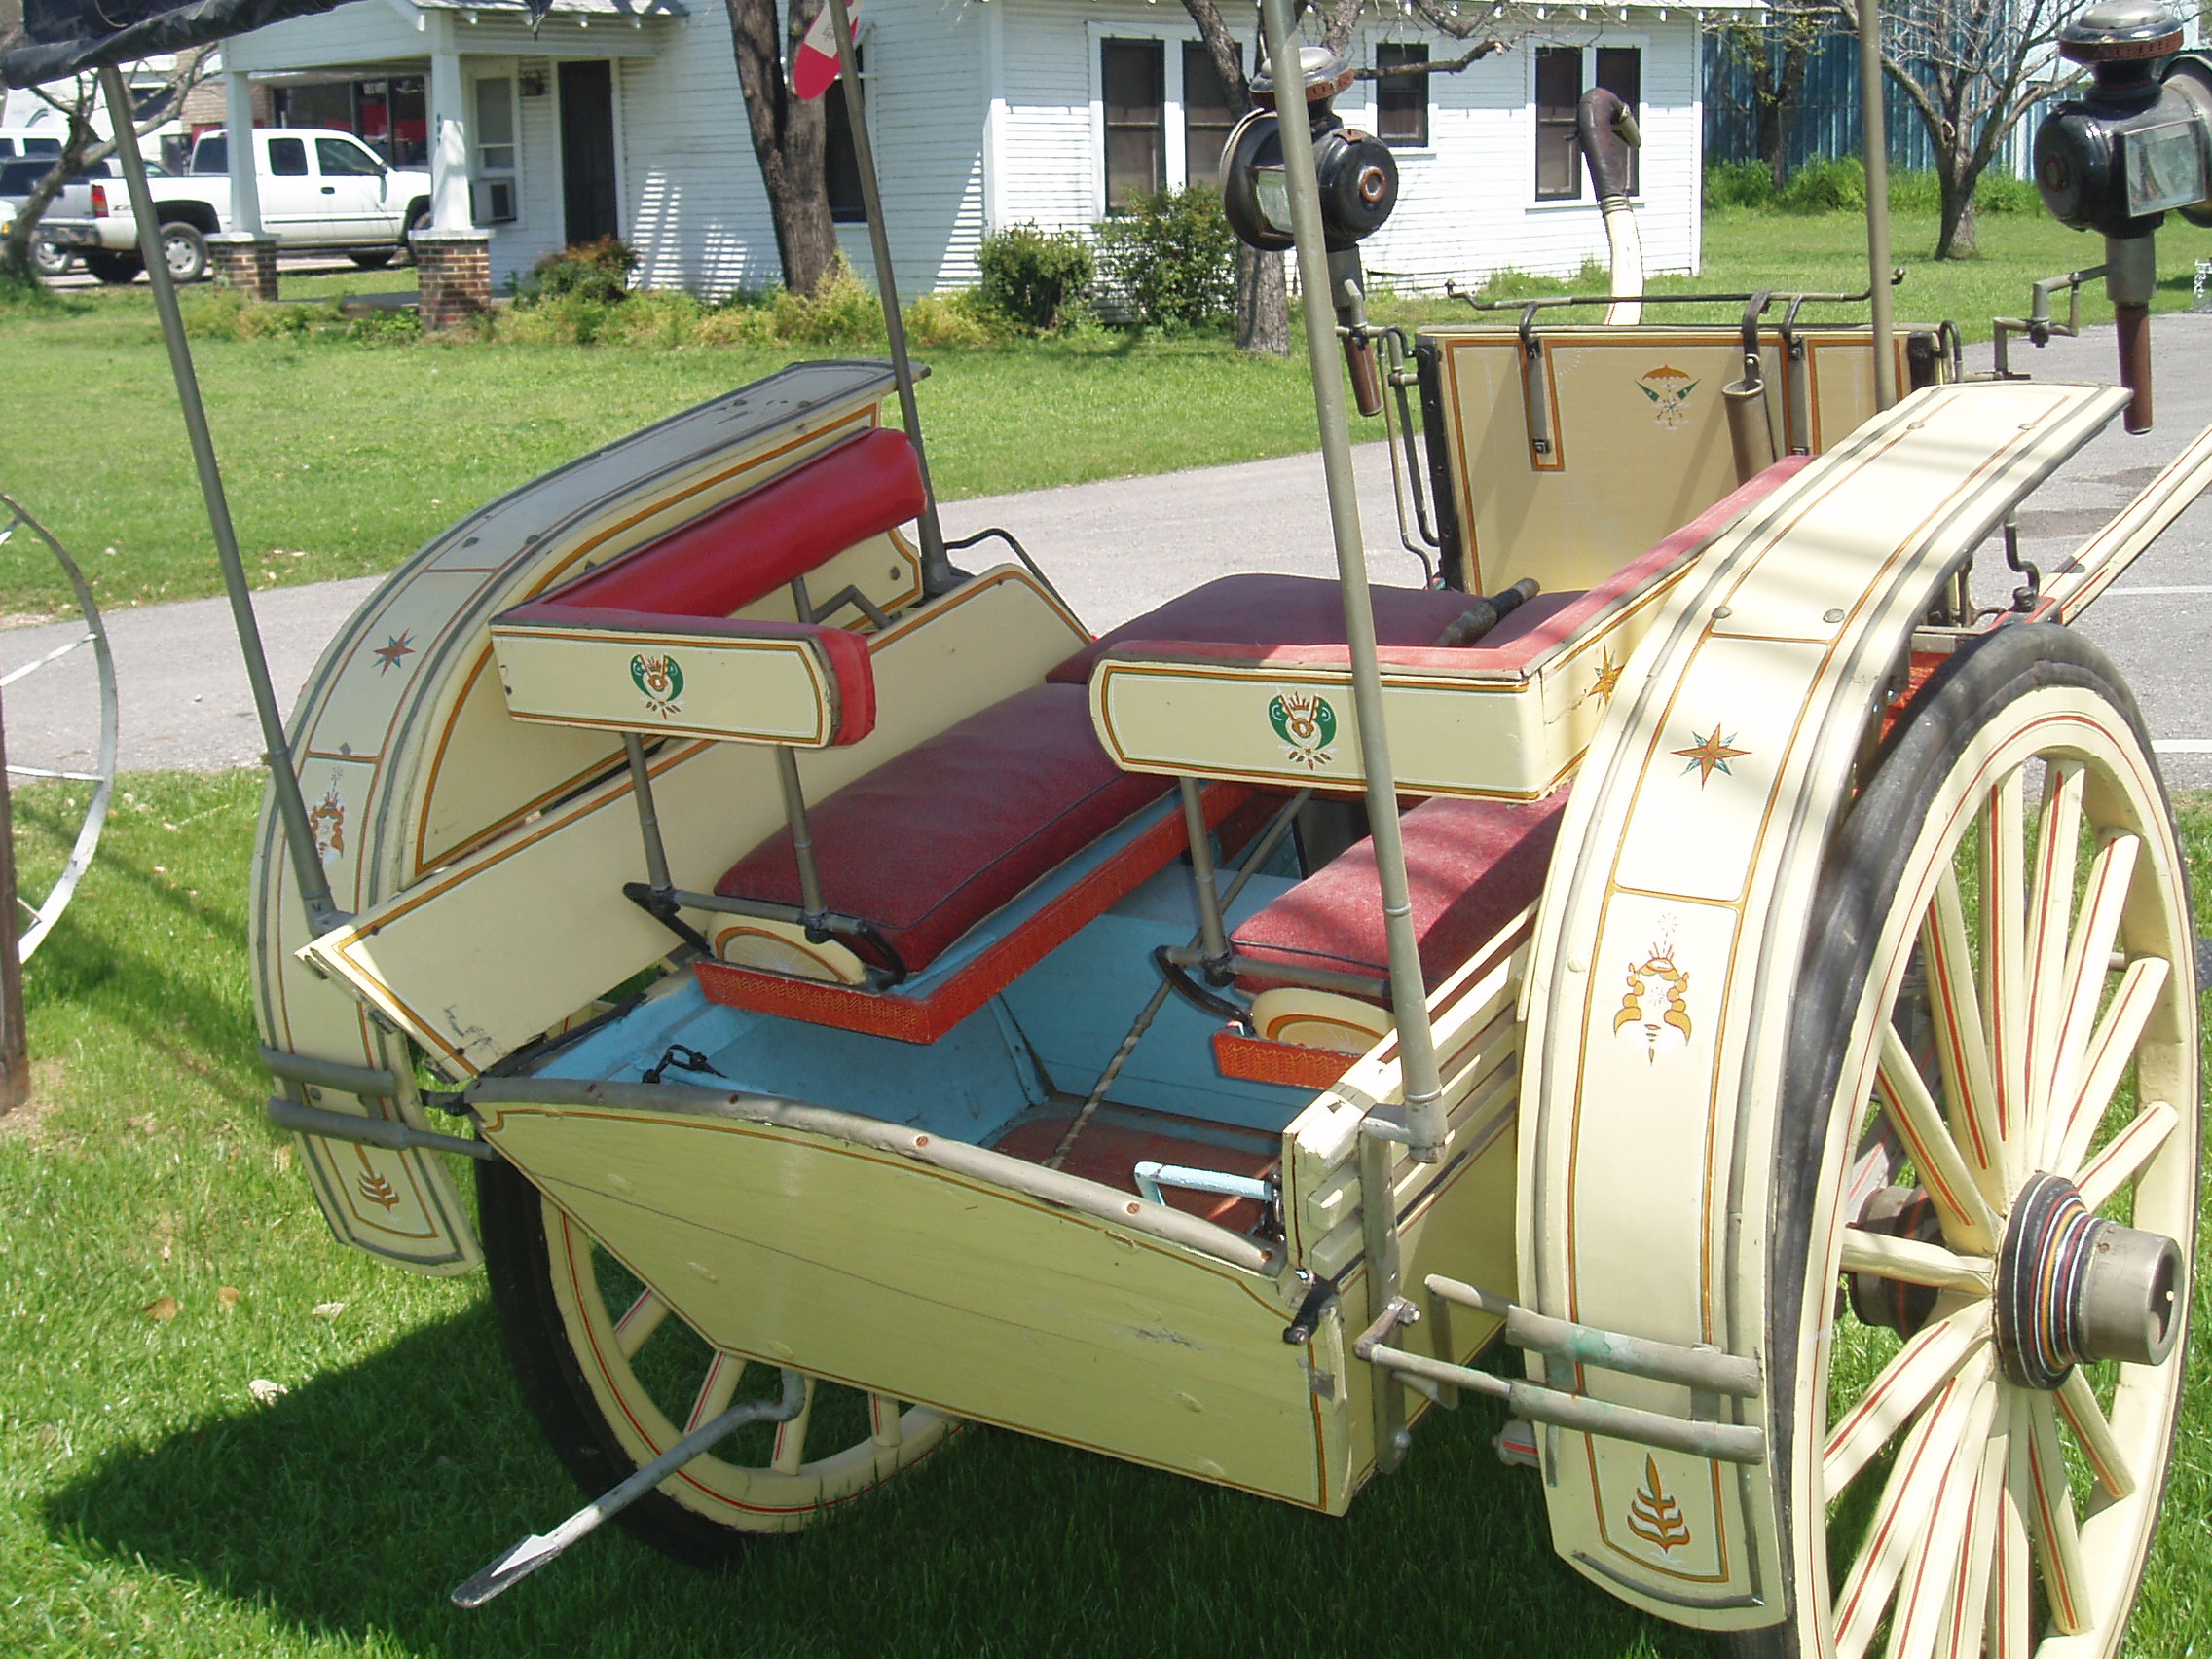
[1353,1273,1766,1467]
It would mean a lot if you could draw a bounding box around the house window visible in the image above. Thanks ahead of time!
[472,77,519,224]
[1533,47,1580,200]
[1183,41,1235,190]
[1376,44,1428,148]
[1596,47,1641,196]
[1102,38,1164,210]
[825,46,865,223]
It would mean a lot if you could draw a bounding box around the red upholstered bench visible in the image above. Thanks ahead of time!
[696,682,1250,1044]
[1211,789,1569,1087]
[489,428,924,748]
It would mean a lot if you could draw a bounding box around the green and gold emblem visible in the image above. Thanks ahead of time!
[631,651,684,718]
[1268,690,1337,769]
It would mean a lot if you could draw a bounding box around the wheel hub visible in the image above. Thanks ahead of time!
[1994,1170,2183,1388]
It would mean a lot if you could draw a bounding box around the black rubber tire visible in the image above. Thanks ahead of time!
[397,205,430,267]
[160,221,208,283]
[350,248,395,270]
[82,248,142,284]
[1732,622,2186,1658]
[31,236,70,277]
[476,1154,754,1571]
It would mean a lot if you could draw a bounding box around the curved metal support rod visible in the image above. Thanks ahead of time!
[1256,0,1445,1164]
[96,67,344,938]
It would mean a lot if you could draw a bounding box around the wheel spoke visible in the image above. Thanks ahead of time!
[770,1375,816,1475]
[1839,1229,1993,1296]
[1936,1427,2008,1659]
[1988,1407,2033,1659]
[869,1392,904,1449]
[1922,868,2007,1209]
[684,1351,746,1434]
[2049,958,2169,1178]
[2056,1367,2137,1501]
[1981,768,2029,1184]
[1877,1025,2001,1253]
[1830,1358,1991,1659]
[2076,1100,2180,1211]
[2042,832,2141,1141]
[1887,1373,2000,1659]
[2023,761,2084,1148]
[613,1288,672,1359]
[1824,1301,1990,1501]
[2019,1389,2094,1635]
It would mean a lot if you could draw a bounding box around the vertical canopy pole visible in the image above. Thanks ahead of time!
[1254,0,1446,1162]
[1858,0,1898,409]
[825,0,954,594]
[97,66,343,937]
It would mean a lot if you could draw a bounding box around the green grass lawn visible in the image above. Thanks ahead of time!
[4,203,2205,621]
[2,771,2210,1658]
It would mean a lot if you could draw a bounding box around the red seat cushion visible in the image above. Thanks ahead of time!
[717,682,1173,976]
[545,427,923,619]
[1046,575,1482,684]
[1233,790,1569,999]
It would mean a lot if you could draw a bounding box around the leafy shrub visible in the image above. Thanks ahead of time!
[1705,160,1778,211]
[180,287,421,344]
[1097,187,1236,330]
[1777,155,1865,214]
[904,288,1017,348]
[1972,169,2039,214]
[687,302,781,347]
[770,255,887,344]
[976,223,1093,329]
[521,237,637,305]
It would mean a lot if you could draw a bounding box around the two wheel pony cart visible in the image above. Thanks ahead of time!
[12,0,2212,1648]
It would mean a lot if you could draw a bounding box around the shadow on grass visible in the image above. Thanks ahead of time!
[45,1302,1709,1659]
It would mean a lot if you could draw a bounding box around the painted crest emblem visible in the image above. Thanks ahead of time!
[1637,364,1699,429]
[1613,928,1692,1062]
[631,651,684,718]
[1268,690,1337,769]
[1627,1455,1692,1553]
[307,773,346,866]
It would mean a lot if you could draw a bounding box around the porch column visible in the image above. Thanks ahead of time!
[428,49,472,231]
[209,69,277,300]
[420,49,491,333]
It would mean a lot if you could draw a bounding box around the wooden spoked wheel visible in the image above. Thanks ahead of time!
[1758,626,2199,1659]
[478,1157,954,1565]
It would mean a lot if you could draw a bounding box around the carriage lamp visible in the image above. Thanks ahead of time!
[1222,46,1400,414]
[2032,0,2212,429]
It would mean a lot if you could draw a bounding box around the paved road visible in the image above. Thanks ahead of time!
[4,320,2209,789]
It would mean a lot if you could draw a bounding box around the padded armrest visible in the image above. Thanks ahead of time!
[492,607,875,747]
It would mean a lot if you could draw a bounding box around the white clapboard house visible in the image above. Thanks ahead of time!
[218,0,1756,298]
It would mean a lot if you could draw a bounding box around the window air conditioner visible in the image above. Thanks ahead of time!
[471,177,517,224]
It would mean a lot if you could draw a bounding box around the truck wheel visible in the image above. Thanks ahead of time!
[397,204,429,266]
[1747,624,2195,1658]
[82,249,142,284]
[32,236,71,278]
[476,1154,956,1565]
[350,248,394,270]
[161,221,208,284]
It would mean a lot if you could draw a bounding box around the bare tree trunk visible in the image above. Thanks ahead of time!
[725,0,839,295]
[1235,245,1289,352]
[1936,166,1977,258]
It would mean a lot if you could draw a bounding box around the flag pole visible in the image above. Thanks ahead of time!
[97,66,344,936]
[822,0,955,594]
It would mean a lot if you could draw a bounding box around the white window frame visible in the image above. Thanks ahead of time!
[1087,20,1235,219]
[1526,36,1649,210]
[469,69,522,227]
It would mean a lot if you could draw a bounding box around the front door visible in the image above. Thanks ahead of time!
[558,61,619,248]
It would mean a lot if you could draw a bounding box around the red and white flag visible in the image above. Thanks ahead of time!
[792,0,859,100]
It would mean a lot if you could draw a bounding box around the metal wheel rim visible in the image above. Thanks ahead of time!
[1,493,118,963]
[163,227,200,279]
[1805,684,2196,1659]
[541,1196,955,1534]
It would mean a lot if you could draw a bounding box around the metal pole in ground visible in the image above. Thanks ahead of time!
[1253,0,1445,1162]
[1859,0,1898,410]
[825,0,955,594]
[96,66,344,938]
[0,682,26,1115]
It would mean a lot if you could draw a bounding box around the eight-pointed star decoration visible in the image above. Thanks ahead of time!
[1673,726,1750,787]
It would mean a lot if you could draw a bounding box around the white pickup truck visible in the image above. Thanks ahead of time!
[44,128,432,284]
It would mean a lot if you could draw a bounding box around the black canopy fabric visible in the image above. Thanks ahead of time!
[2,0,552,88]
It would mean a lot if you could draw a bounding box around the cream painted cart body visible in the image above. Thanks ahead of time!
[248,301,2210,1656]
